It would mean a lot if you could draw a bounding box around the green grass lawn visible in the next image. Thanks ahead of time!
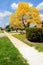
[0,37,28,65]
[13,34,43,52]
[0,30,3,33]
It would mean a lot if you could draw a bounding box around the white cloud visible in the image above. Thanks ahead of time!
[0,11,12,20]
[11,2,33,9]
[40,14,43,20]
[36,2,43,20]
[11,3,18,9]
[29,3,33,7]
[37,2,43,10]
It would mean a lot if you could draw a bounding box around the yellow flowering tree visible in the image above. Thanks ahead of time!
[9,2,41,28]
[9,12,24,29]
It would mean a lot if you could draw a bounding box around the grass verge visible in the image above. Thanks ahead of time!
[0,30,3,33]
[0,37,28,65]
[13,34,43,52]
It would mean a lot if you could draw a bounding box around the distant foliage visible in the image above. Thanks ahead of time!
[5,25,11,32]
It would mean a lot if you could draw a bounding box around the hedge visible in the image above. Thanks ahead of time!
[26,27,43,42]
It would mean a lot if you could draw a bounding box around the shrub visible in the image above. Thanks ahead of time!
[26,27,43,42]
[5,25,11,32]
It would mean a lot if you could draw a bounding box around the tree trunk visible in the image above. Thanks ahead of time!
[27,22,30,27]
[42,22,43,27]
[22,15,26,27]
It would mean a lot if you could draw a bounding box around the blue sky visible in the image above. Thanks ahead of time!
[0,0,43,27]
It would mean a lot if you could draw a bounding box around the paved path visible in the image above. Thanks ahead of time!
[4,31,43,65]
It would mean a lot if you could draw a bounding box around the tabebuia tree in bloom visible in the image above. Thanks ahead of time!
[9,2,41,29]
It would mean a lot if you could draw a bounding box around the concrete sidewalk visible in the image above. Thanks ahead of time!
[4,31,43,65]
